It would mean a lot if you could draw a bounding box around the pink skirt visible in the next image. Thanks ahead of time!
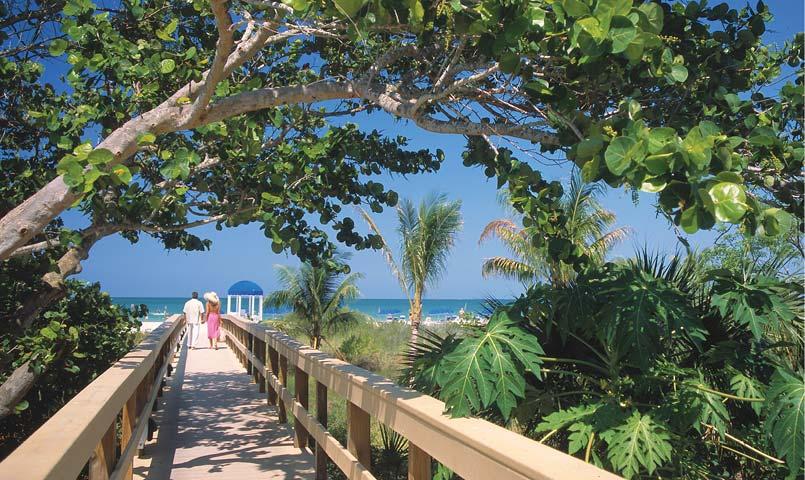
[206,312,220,339]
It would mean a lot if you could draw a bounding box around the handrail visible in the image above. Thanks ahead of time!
[221,314,622,480]
[0,314,185,480]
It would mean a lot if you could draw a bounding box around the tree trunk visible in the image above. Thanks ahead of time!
[409,287,423,345]
[5,230,103,330]
[0,106,174,262]
[0,238,101,420]
[0,361,38,421]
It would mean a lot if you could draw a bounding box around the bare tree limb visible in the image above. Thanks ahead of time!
[186,0,235,123]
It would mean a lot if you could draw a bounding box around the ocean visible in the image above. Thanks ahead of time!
[114,297,494,323]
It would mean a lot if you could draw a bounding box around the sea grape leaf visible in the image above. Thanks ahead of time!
[708,182,748,223]
[605,136,644,175]
[609,16,636,53]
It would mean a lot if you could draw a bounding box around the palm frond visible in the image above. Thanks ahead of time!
[478,219,523,244]
[357,206,410,301]
[587,226,632,261]
[481,256,538,283]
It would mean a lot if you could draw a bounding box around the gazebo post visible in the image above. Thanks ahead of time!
[258,296,263,321]
[227,295,231,314]
[237,296,242,316]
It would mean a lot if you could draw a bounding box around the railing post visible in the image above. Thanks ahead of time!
[294,366,309,449]
[137,370,151,458]
[408,443,432,480]
[120,392,138,480]
[88,422,115,480]
[316,381,328,480]
[278,354,288,423]
[247,332,255,381]
[257,338,266,393]
[267,344,279,406]
[240,328,246,366]
[347,402,371,469]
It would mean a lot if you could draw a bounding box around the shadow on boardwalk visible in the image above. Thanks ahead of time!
[135,344,314,480]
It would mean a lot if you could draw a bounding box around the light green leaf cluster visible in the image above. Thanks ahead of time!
[55,143,122,193]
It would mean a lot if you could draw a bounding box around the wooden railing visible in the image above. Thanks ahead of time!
[222,314,621,480]
[0,314,185,480]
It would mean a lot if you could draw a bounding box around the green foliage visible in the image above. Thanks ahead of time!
[710,271,795,341]
[412,245,803,478]
[436,310,543,418]
[765,368,805,475]
[0,280,140,457]
[480,174,630,286]
[1,0,803,474]
[599,411,673,479]
[340,331,383,371]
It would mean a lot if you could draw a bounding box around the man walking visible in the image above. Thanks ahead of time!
[183,292,204,349]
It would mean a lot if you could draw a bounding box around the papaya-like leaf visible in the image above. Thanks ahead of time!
[436,310,543,419]
[765,368,804,475]
[600,411,673,479]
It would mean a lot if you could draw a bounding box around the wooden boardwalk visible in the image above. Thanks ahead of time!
[0,315,620,480]
[134,340,314,479]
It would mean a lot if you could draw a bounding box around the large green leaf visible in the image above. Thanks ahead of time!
[729,371,765,415]
[333,0,366,17]
[436,310,543,419]
[637,2,664,33]
[765,368,805,476]
[683,377,731,436]
[709,272,794,341]
[708,182,748,223]
[647,127,676,154]
[605,136,644,175]
[600,411,673,479]
[576,137,604,161]
[160,58,175,74]
[536,403,601,432]
[609,16,636,53]
[561,0,590,17]
[577,16,606,42]
[760,208,793,236]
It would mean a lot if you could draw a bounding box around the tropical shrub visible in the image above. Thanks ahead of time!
[408,251,804,479]
[0,281,140,458]
[340,332,383,372]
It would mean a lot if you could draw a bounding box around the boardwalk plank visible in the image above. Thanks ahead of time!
[134,343,314,480]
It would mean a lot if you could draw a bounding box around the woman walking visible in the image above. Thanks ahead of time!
[204,291,222,350]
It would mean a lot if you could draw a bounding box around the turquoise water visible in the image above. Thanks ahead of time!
[115,297,494,322]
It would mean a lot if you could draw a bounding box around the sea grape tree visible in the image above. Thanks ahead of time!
[0,0,801,266]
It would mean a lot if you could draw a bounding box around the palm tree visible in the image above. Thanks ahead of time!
[265,259,364,349]
[479,174,630,286]
[359,193,462,336]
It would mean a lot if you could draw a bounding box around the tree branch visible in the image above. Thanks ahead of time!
[186,0,235,123]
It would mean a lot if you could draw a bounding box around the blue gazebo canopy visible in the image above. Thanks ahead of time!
[227,280,263,296]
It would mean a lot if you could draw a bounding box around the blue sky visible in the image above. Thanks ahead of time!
[68,1,803,299]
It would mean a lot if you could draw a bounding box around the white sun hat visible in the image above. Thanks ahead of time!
[203,291,220,304]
